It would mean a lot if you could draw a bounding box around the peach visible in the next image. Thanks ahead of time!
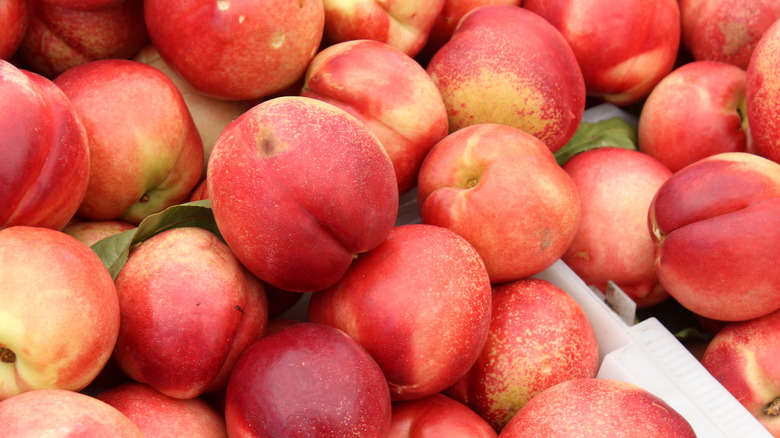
[679,0,780,70]
[97,382,228,437]
[0,226,120,400]
[417,123,580,283]
[701,308,780,436]
[18,0,148,78]
[308,224,492,401]
[389,393,497,438]
[224,322,392,437]
[561,147,673,308]
[426,5,585,152]
[499,378,696,437]
[445,278,599,431]
[0,0,29,60]
[54,59,204,225]
[524,0,681,106]
[61,218,136,247]
[649,152,780,321]
[302,39,449,194]
[207,96,398,292]
[321,0,445,58]
[0,389,142,437]
[0,59,90,230]
[112,227,268,399]
[144,0,324,100]
[638,60,749,172]
[746,18,780,164]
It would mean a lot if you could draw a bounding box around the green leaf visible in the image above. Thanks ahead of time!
[90,228,136,280]
[90,199,220,279]
[554,116,639,166]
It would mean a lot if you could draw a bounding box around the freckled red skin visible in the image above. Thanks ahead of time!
[0,60,90,230]
[113,227,268,400]
[747,19,780,164]
[649,152,780,321]
[144,0,324,100]
[388,393,498,438]
[308,224,493,401]
[523,0,680,106]
[445,278,599,432]
[426,5,585,152]
[207,96,399,292]
[680,0,780,70]
[701,308,780,436]
[499,378,697,437]
[224,322,392,438]
[18,0,148,78]
[302,39,449,194]
[638,60,748,173]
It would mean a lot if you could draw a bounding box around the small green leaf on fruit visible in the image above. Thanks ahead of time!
[554,116,638,166]
[90,199,221,279]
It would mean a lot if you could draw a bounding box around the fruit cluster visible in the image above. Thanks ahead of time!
[2,0,780,437]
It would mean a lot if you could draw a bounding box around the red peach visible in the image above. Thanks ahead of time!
[638,60,749,172]
[113,227,268,399]
[97,382,228,437]
[308,224,493,401]
[144,0,324,100]
[701,308,780,435]
[207,96,398,292]
[499,378,696,437]
[0,226,120,400]
[562,147,673,308]
[224,322,392,437]
[649,152,780,321]
[746,18,780,164]
[0,59,90,230]
[389,393,497,438]
[524,0,681,106]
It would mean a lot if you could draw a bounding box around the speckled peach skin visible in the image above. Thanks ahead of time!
[747,18,780,165]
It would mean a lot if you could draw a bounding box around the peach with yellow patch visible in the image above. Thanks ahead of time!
[426,5,585,152]
[444,278,599,432]
[680,0,780,70]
